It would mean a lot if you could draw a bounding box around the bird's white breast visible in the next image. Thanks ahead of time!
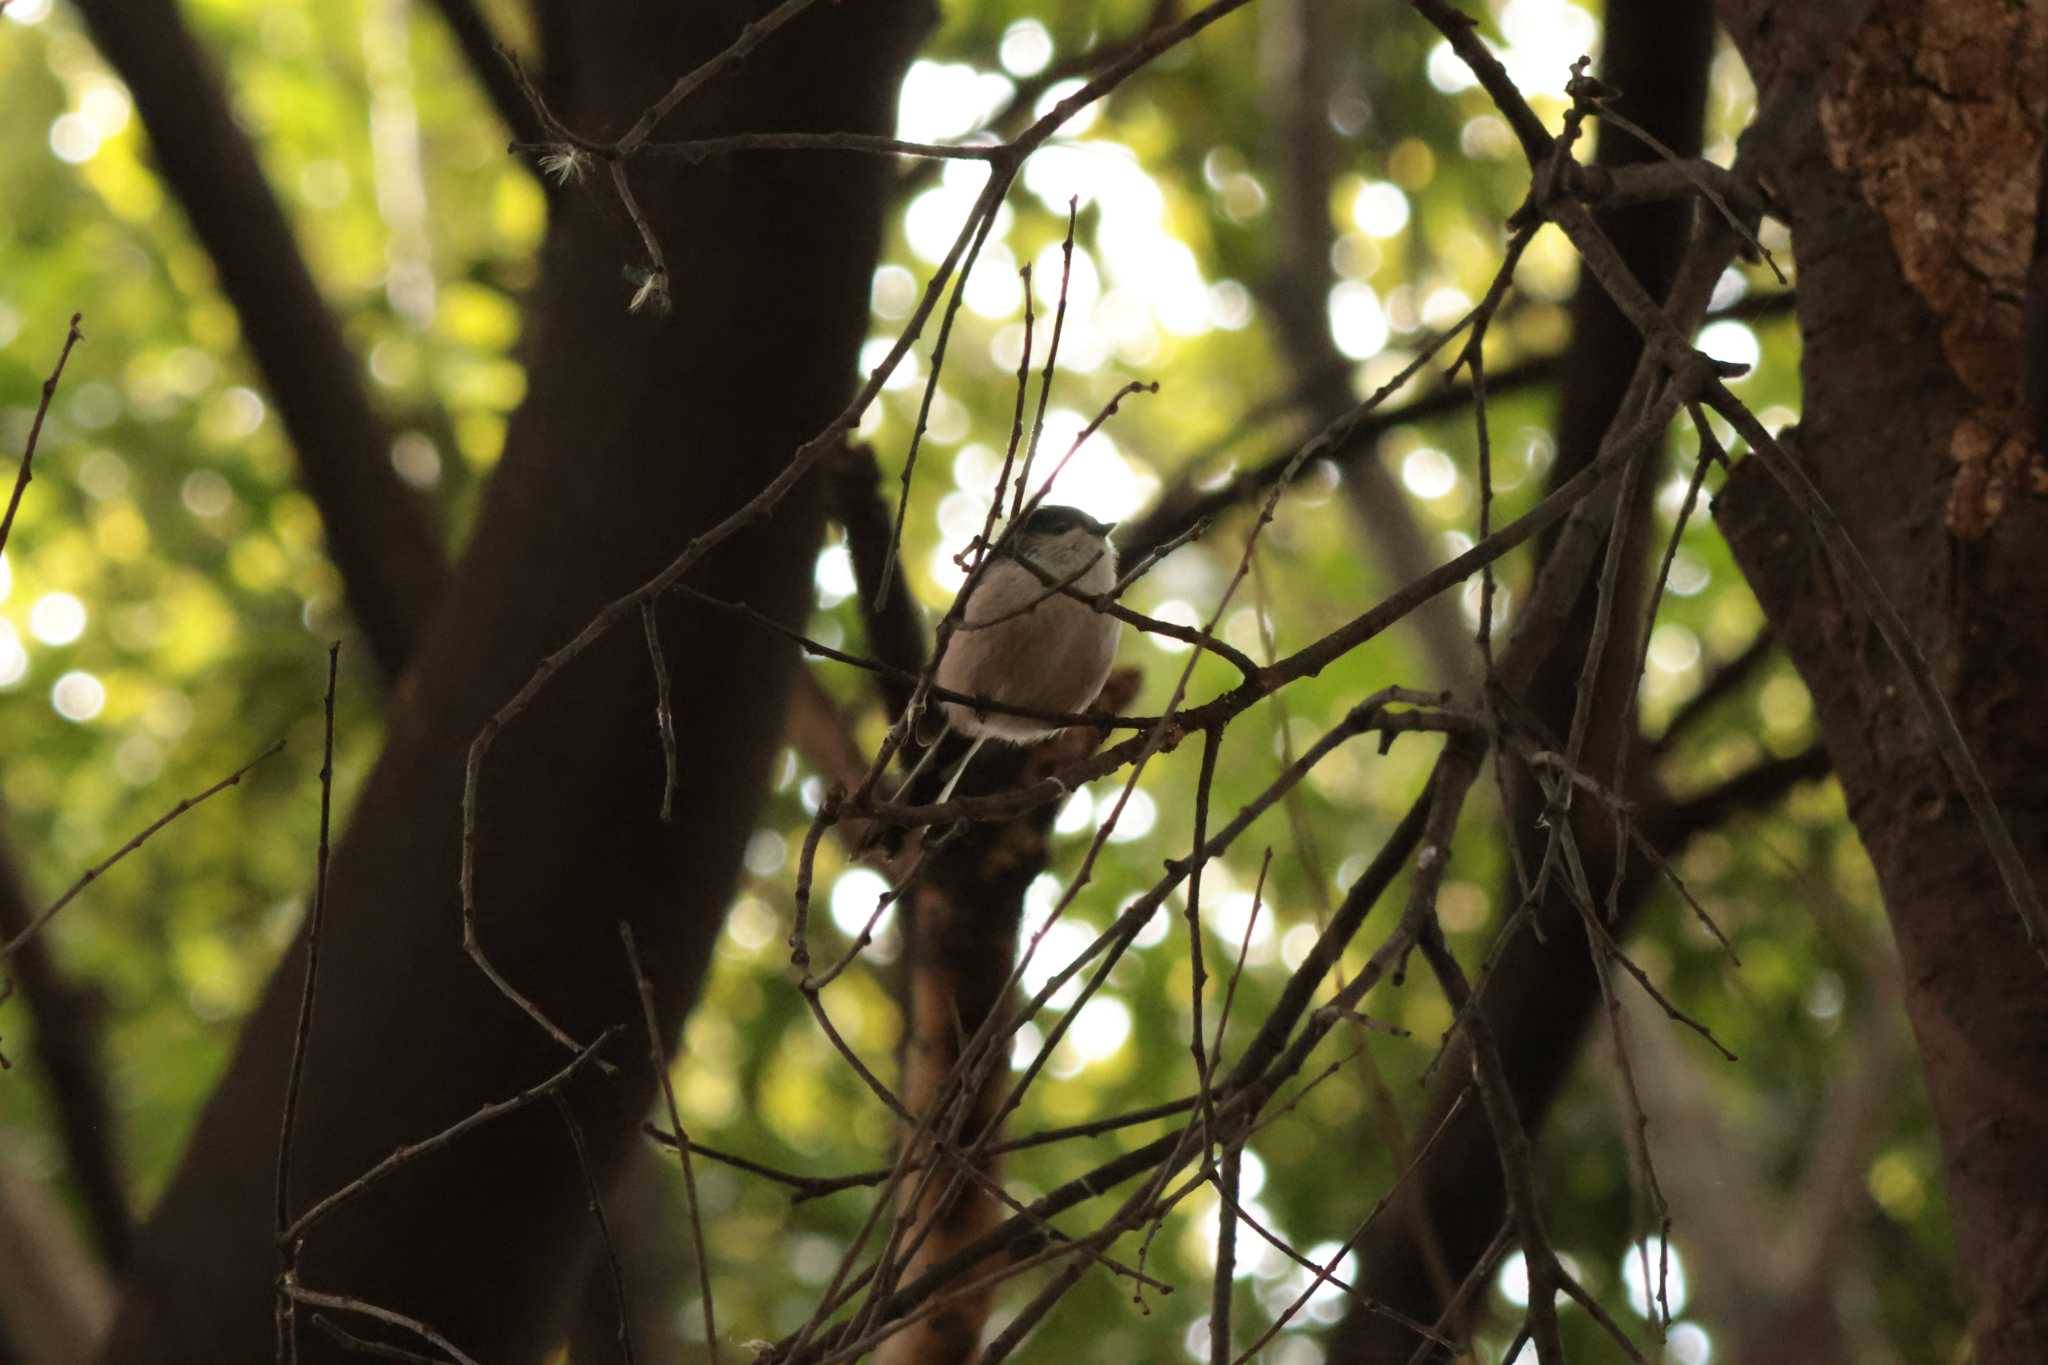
[935,540,1121,742]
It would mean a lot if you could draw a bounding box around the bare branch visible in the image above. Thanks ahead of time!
[3,740,286,961]
[620,924,720,1364]
[275,644,340,1360]
[0,314,83,561]
[283,1030,617,1246]
[640,606,679,823]
[554,1095,637,1365]
[284,1287,478,1365]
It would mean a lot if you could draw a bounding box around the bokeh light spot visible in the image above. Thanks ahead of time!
[52,671,106,722]
[999,20,1053,77]
[29,592,86,645]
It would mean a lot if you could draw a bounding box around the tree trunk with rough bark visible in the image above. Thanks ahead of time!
[1714,1,2048,1359]
[95,5,929,1360]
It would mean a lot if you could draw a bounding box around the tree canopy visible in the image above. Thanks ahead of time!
[0,0,2021,1362]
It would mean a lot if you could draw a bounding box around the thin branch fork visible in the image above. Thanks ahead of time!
[284,1287,480,1365]
[461,0,1681,1085]
[770,761,1443,1365]
[280,1029,618,1246]
[820,72,1751,1365]
[458,148,1023,1057]
[845,23,1760,1351]
[822,693,1461,1187]
[857,248,1724,840]
[781,674,1176,1365]
[967,763,1471,1364]
[506,0,1256,309]
[846,387,1692,838]
[643,1094,1203,1203]
[1122,288,1793,566]
[465,9,1831,1360]
[1404,743,1579,1365]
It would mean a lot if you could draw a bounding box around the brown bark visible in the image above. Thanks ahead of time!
[1714,2,2048,1357]
[96,5,930,1361]
[1334,0,1717,1355]
[878,669,1140,1365]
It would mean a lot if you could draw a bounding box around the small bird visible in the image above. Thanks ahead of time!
[904,503,1122,806]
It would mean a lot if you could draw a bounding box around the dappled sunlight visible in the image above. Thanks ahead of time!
[0,0,1958,1360]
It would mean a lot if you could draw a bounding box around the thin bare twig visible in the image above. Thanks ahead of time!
[1015,199,1078,516]
[555,1094,637,1365]
[1208,848,1271,1068]
[620,923,719,1363]
[285,1287,479,1365]
[1234,1092,1478,1364]
[610,160,670,314]
[0,313,83,560]
[284,1030,617,1245]
[645,1093,1202,1203]
[310,1313,445,1364]
[459,146,1018,1058]
[641,604,679,822]
[1184,728,1224,1156]
[1209,1140,1241,1365]
[4,738,287,960]
[1400,1224,1513,1365]
[1584,101,1783,282]
[275,643,340,1362]
[616,0,826,153]
[871,171,1016,607]
[554,130,1008,164]
[994,260,1037,524]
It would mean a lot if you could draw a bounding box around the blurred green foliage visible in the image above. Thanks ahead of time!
[0,0,1955,1360]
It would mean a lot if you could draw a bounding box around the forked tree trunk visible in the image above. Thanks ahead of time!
[98,5,929,1360]
[1714,2,2048,1358]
